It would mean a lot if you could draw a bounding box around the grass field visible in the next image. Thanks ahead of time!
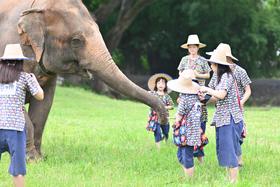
[0,86,280,187]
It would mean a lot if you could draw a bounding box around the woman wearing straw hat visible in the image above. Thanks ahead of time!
[0,44,44,187]
[167,69,202,177]
[199,46,243,183]
[178,34,211,163]
[207,43,251,167]
[147,73,174,148]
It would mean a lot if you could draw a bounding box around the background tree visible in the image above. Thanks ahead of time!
[78,0,280,96]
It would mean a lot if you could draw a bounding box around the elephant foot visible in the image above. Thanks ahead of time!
[26,147,43,163]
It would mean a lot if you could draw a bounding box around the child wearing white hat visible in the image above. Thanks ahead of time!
[0,44,44,187]
[147,73,174,149]
[207,43,252,167]
[167,69,202,177]
[200,46,244,183]
[178,34,211,163]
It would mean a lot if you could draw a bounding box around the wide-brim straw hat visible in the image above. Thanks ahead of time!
[167,70,200,94]
[0,44,32,61]
[206,43,238,61]
[181,34,206,49]
[148,73,173,93]
[207,44,232,66]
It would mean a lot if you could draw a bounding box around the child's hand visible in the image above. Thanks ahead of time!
[194,70,200,78]
[197,91,205,101]
[199,86,209,93]
[176,97,180,104]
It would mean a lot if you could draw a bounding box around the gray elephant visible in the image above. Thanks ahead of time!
[0,0,167,160]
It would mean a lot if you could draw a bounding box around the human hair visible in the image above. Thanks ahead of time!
[153,77,168,93]
[0,60,23,83]
[217,64,232,84]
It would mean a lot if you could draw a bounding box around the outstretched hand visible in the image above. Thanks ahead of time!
[199,86,209,93]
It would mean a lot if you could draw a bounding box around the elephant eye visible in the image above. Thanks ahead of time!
[71,36,85,48]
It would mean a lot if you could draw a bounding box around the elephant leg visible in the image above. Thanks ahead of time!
[28,76,57,155]
[24,109,42,161]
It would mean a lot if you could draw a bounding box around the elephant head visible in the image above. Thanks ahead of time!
[17,0,168,123]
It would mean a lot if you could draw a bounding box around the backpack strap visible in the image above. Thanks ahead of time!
[233,75,242,112]
[174,103,195,129]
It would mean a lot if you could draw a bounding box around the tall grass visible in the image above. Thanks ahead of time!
[0,86,279,186]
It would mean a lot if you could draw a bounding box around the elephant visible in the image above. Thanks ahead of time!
[0,0,168,160]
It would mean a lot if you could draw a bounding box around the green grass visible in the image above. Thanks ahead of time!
[1,86,280,187]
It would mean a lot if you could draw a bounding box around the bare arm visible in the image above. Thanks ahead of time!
[194,70,210,79]
[240,85,251,106]
[200,86,227,100]
[165,105,173,110]
[174,114,183,128]
[34,87,44,101]
[30,74,44,101]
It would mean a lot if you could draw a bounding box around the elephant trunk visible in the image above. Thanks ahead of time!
[85,52,168,124]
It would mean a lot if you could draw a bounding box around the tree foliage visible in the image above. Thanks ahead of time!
[83,0,280,78]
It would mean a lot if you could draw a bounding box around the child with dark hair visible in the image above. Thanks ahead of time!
[167,69,202,177]
[207,43,251,166]
[178,34,211,163]
[147,73,174,149]
[200,45,243,183]
[0,44,44,187]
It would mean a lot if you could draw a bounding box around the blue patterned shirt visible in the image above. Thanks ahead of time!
[209,64,252,99]
[177,55,211,86]
[149,91,174,124]
[208,73,243,127]
[0,72,40,131]
[177,94,201,146]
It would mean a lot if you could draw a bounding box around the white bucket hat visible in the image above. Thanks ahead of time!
[181,34,206,49]
[207,44,232,66]
[206,43,238,61]
[148,73,173,93]
[0,44,32,61]
[167,70,200,94]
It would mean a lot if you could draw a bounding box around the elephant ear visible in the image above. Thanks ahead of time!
[17,9,45,63]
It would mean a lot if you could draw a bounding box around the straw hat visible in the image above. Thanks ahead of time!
[207,44,231,66]
[181,34,206,49]
[167,70,200,94]
[0,44,32,61]
[148,73,173,93]
[206,43,238,61]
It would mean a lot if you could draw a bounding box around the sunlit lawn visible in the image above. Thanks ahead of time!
[0,86,279,186]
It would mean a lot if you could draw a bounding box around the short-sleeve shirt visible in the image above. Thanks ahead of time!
[149,91,174,124]
[210,73,243,127]
[0,72,39,131]
[209,64,252,99]
[177,55,211,122]
[177,94,201,146]
[177,55,211,86]
[231,64,252,99]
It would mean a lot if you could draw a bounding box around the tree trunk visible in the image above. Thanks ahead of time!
[106,0,155,51]
[90,0,155,96]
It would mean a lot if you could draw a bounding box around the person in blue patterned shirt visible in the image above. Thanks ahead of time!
[177,34,211,163]
[0,44,44,187]
[207,43,251,166]
[147,73,174,149]
[200,46,243,183]
[167,69,202,177]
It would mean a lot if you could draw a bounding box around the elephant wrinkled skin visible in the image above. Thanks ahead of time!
[0,0,167,160]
